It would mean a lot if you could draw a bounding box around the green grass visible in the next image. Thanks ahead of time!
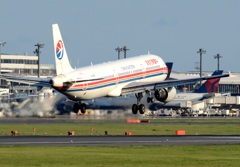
[1,119,240,166]
[1,121,240,136]
[0,124,240,136]
[0,145,240,167]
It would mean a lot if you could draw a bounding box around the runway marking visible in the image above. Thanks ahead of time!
[206,136,240,139]
[1,140,166,144]
[1,139,240,146]
[1,136,240,146]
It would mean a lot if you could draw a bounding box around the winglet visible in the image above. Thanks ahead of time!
[228,71,232,77]
[165,62,173,79]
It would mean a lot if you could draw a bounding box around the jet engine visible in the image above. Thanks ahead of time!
[154,87,177,103]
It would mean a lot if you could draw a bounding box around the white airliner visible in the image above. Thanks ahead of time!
[0,24,229,115]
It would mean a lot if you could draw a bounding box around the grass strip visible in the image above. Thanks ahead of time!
[0,145,240,167]
[1,123,240,136]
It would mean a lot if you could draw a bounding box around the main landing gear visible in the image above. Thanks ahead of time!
[132,93,145,115]
[132,103,145,114]
[132,92,155,115]
[73,102,86,114]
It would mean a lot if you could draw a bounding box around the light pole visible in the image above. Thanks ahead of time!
[34,43,44,78]
[214,53,222,71]
[115,47,123,60]
[197,48,206,86]
[122,46,129,59]
[0,41,6,87]
[0,41,6,74]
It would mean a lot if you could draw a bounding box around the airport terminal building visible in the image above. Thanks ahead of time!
[0,54,56,92]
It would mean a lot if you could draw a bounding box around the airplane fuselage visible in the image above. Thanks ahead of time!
[51,54,168,101]
[173,93,206,101]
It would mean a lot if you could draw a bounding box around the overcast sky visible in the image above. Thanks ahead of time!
[1,0,240,72]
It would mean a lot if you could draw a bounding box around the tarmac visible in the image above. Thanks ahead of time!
[0,135,240,146]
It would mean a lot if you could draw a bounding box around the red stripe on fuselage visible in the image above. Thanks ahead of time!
[72,67,167,89]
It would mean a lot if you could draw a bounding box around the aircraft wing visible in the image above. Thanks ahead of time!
[121,72,229,95]
[0,74,51,87]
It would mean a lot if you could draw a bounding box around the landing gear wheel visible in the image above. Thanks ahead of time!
[80,103,86,114]
[147,97,155,103]
[132,104,138,114]
[147,97,151,103]
[73,103,80,114]
[139,104,145,114]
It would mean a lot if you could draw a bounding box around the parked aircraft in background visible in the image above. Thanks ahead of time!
[149,70,224,110]
[0,24,229,115]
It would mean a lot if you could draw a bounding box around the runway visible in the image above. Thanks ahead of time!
[0,135,240,146]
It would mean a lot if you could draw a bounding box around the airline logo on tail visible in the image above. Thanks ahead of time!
[56,40,64,60]
[205,78,220,93]
[193,70,223,93]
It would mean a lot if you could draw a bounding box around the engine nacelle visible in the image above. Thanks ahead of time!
[154,87,177,103]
